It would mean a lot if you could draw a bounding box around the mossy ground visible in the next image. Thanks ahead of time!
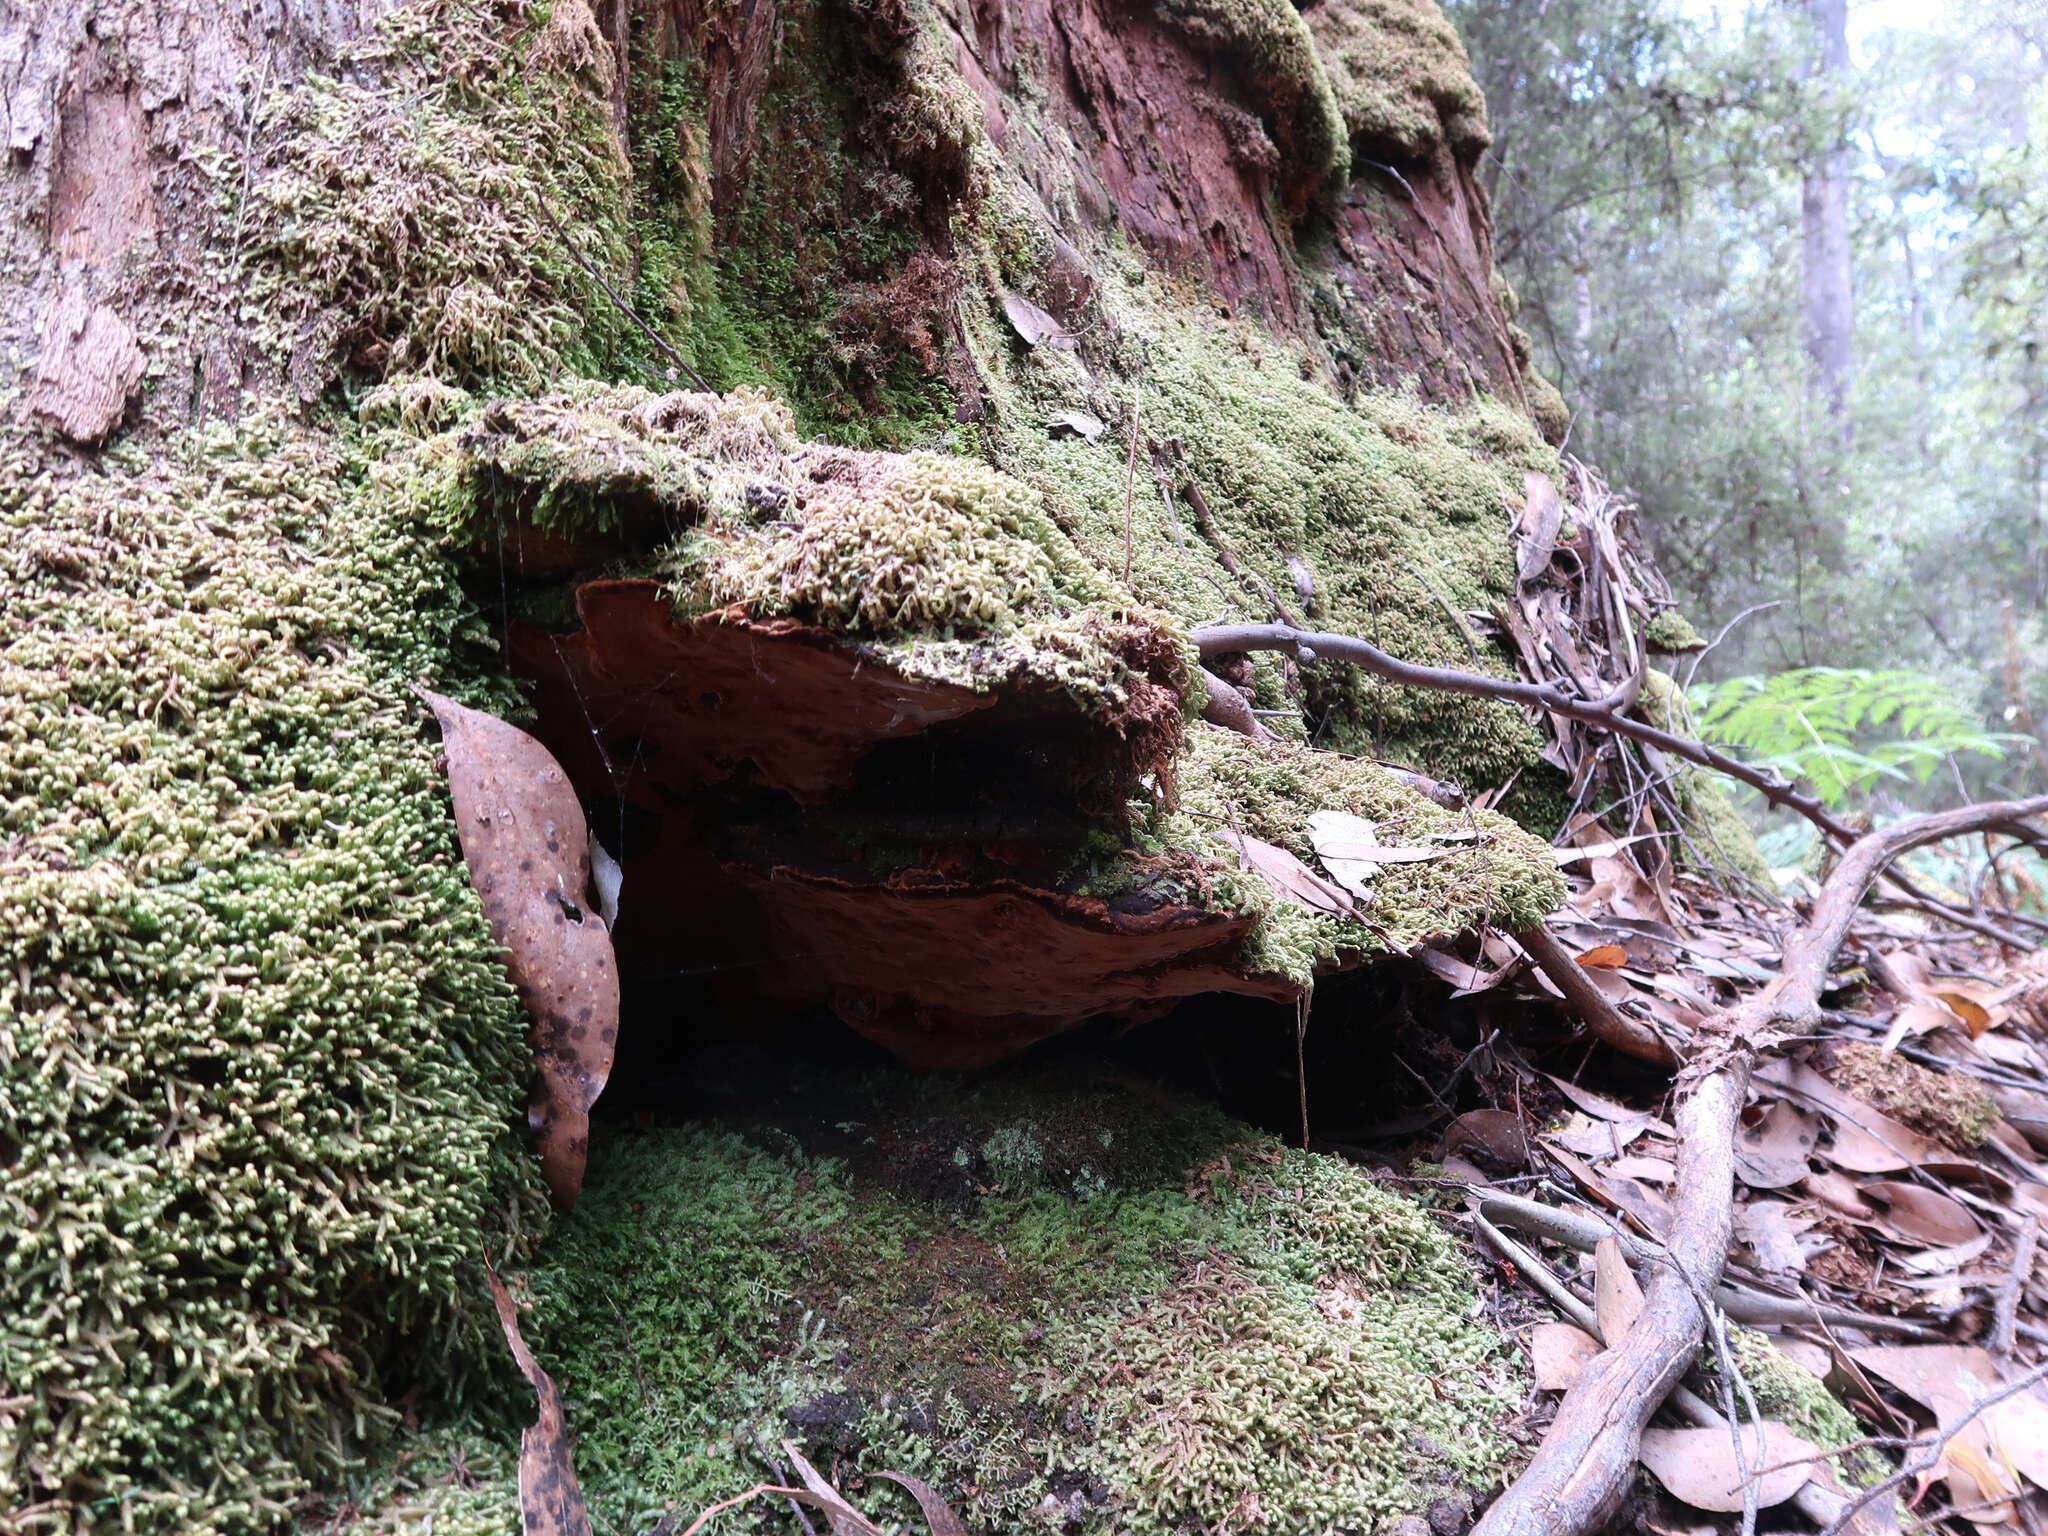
[1828,1041,2002,1151]
[496,1069,1523,1535]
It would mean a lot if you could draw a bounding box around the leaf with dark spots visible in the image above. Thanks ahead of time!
[487,1265,593,1536]
[422,690,619,1206]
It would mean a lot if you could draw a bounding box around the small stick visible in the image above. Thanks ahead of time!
[1123,345,1146,586]
[1990,1214,2039,1357]
[1514,922,1679,1069]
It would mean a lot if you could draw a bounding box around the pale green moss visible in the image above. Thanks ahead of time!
[1831,1042,2002,1151]
[1637,669,1775,884]
[1643,609,1707,653]
[1155,0,1352,200]
[1711,1328,1889,1493]
[1165,727,1564,983]
[1304,0,1491,163]
[511,1073,1520,1535]
[242,0,638,390]
[0,415,542,1532]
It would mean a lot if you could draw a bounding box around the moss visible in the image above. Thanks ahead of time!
[514,1071,1521,1534]
[1636,669,1775,885]
[1643,609,1707,654]
[1154,0,1352,203]
[1830,1042,2002,1152]
[0,414,543,1532]
[242,0,638,391]
[1704,1329,1890,1494]
[1163,727,1564,983]
[962,250,1559,799]
[1302,0,1491,164]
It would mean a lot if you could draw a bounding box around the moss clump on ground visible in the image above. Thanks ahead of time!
[508,1071,1521,1535]
[244,0,638,391]
[1702,1329,1890,1494]
[0,417,542,1532]
[1302,0,1491,163]
[1635,669,1775,884]
[1165,727,1565,983]
[1830,1042,2002,1151]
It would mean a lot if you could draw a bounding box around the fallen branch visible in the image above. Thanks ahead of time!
[1513,923,1679,1068]
[1990,1214,2039,1358]
[1471,796,2048,1536]
[1194,623,2048,944]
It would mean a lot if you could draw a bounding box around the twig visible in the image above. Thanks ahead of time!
[1990,1215,2039,1357]
[676,1484,812,1536]
[1682,600,1787,692]
[1817,1359,2048,1536]
[1473,796,2048,1536]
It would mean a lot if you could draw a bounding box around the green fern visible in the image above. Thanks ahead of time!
[1688,667,2014,808]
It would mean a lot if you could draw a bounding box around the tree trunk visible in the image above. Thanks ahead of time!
[1800,0,1853,440]
[3,0,1586,1527]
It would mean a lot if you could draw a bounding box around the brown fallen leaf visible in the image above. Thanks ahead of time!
[1850,1345,2048,1498]
[1861,1181,1984,1247]
[1574,943,1628,969]
[487,1266,593,1536]
[1444,1108,1529,1168]
[1001,292,1073,349]
[1595,1235,1644,1343]
[1733,1100,1822,1190]
[424,691,620,1207]
[1638,1422,1818,1512]
[1804,1168,1877,1219]
[1735,1200,1815,1277]
[873,1472,970,1536]
[1215,828,1357,919]
[1529,1321,1602,1390]
[1759,1058,1947,1173]
[782,1442,887,1536]
[1546,1110,1652,1159]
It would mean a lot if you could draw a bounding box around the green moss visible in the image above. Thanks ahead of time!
[1303,0,1491,164]
[1155,0,1352,201]
[1636,669,1775,884]
[1164,727,1564,983]
[1708,1329,1890,1494]
[1831,1042,2002,1152]
[1643,609,1707,653]
[0,415,543,1532]
[243,0,639,390]
[516,1072,1521,1534]
[962,251,1559,798]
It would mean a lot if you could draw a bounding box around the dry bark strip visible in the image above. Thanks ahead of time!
[1472,795,2048,1536]
[422,690,620,1207]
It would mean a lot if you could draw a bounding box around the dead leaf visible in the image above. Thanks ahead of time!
[1595,1235,1644,1342]
[1002,292,1072,349]
[1862,1182,1984,1247]
[1050,409,1106,441]
[1547,1143,1673,1235]
[425,692,620,1207]
[1574,944,1628,969]
[1777,1340,1833,1380]
[1529,1321,1602,1390]
[1881,999,1959,1052]
[1804,1168,1877,1219]
[1444,1108,1529,1168]
[1606,1154,1676,1185]
[1849,1345,2048,1497]
[487,1266,594,1536]
[1516,471,1564,583]
[1736,1200,1813,1277]
[1759,1058,1946,1173]
[1215,828,1357,918]
[1896,1231,1994,1275]
[1638,1423,1817,1512]
[782,1442,887,1536]
[1306,808,1449,897]
[1547,1110,1651,1158]
[1734,1100,1822,1190]
[872,1473,969,1536]
[1544,1074,1648,1123]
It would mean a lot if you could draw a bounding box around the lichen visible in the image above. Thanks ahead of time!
[499,1072,1521,1534]
[1830,1042,2002,1152]
[1302,0,1491,164]
[0,414,543,1532]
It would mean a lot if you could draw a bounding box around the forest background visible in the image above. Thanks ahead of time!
[1455,0,2048,862]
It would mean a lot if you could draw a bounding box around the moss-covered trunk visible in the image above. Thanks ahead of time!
[5,0,1587,1529]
